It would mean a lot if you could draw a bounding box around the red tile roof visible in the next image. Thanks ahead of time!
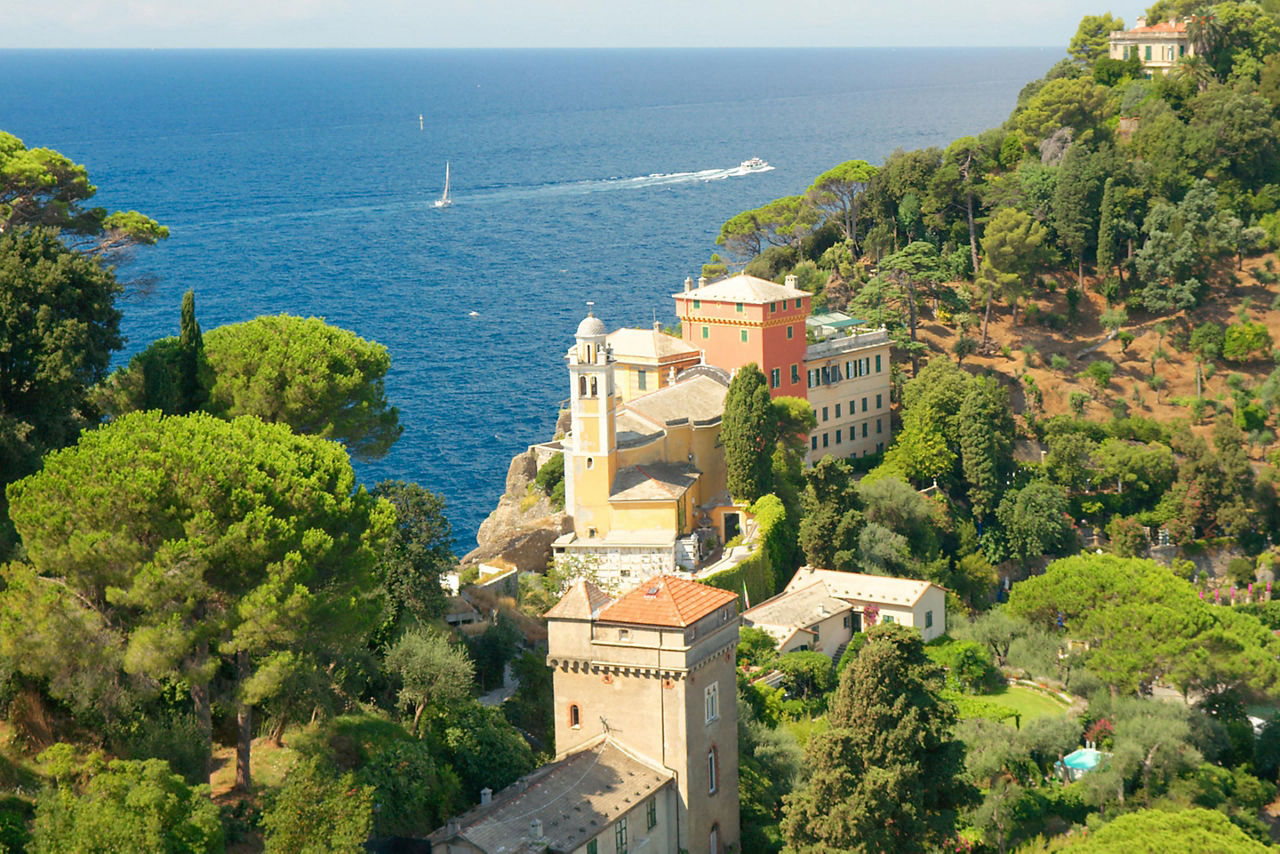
[1129,20,1186,33]
[597,575,738,627]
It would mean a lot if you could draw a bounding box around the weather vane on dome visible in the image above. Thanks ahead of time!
[586,300,595,315]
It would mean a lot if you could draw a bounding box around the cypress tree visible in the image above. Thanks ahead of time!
[177,289,207,414]
[721,363,776,503]
[958,376,1015,520]
[781,623,975,851]
[1096,176,1117,278]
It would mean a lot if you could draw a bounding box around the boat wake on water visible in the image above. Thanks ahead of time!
[182,161,772,230]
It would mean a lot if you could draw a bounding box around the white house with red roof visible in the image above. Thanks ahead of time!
[1109,16,1192,75]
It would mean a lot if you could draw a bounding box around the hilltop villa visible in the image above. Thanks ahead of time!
[428,575,741,854]
[742,566,947,658]
[1109,16,1192,76]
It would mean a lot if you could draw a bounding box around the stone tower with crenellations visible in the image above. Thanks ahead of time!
[545,575,742,854]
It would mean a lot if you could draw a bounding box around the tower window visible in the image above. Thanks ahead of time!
[708,747,718,793]
[647,797,657,830]
[693,299,701,309]
[586,457,594,469]
[638,370,647,391]
[705,682,719,723]
[701,325,709,339]
[735,302,743,313]
[787,325,793,339]
[570,704,581,729]
[791,364,799,384]
[794,298,801,308]
[740,329,748,343]
[579,376,587,397]
[590,377,598,396]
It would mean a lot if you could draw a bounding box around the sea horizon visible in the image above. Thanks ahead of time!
[0,46,1057,546]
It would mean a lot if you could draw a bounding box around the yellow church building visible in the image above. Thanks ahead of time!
[553,309,743,590]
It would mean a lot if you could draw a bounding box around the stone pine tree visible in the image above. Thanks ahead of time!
[781,623,975,852]
[722,363,777,503]
[2,411,393,788]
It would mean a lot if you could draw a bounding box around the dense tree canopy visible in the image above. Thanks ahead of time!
[0,228,123,557]
[0,132,168,255]
[781,623,974,851]
[201,314,402,460]
[2,411,393,788]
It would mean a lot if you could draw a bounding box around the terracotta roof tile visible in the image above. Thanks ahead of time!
[673,273,810,304]
[598,575,738,627]
[544,579,613,620]
[1130,20,1186,33]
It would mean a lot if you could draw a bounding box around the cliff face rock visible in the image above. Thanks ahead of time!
[462,449,571,573]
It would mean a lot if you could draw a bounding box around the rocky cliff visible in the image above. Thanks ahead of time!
[461,448,571,573]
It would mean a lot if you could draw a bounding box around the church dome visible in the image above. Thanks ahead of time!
[576,312,606,338]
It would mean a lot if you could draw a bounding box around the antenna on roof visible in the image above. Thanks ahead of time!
[586,300,595,316]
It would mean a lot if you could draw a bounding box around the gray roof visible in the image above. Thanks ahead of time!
[785,567,939,608]
[742,582,851,631]
[611,461,700,501]
[623,374,727,427]
[428,739,673,853]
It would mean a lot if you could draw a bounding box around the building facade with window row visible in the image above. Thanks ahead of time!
[802,327,892,464]
[1108,17,1192,76]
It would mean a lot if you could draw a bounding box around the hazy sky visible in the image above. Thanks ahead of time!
[4,1,1128,48]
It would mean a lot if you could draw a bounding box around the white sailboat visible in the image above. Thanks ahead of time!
[433,162,452,208]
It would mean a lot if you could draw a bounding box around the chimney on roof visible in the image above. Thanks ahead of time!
[446,818,461,837]
[684,276,693,292]
[785,274,798,289]
[480,787,493,805]
[530,819,545,840]
[1136,15,1146,27]
[697,275,707,288]
[653,320,662,332]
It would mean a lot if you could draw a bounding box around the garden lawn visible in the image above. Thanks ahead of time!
[989,684,1070,721]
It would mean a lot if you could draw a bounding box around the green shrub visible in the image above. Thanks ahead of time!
[534,452,565,510]
[1227,556,1257,586]
[1106,516,1149,558]
[1224,322,1273,363]
[1051,354,1070,371]
[32,753,224,854]
[1069,391,1091,416]
[1079,360,1116,391]
[925,639,1002,694]
[262,758,373,853]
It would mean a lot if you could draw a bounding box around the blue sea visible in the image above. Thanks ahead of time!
[0,48,1056,548]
